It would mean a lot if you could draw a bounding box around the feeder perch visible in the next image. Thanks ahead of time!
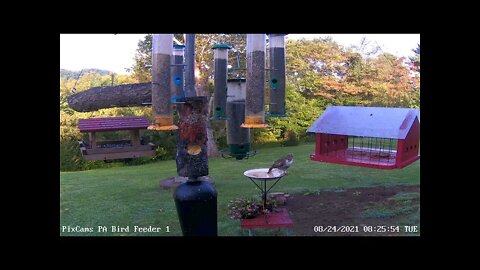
[78,116,156,161]
[307,106,420,169]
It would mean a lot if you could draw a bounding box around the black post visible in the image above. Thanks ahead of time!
[173,96,217,236]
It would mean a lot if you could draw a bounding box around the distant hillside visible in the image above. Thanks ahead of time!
[60,68,113,79]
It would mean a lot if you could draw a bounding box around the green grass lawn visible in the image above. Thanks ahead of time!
[60,142,420,236]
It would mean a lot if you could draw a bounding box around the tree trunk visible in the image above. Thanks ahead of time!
[196,67,220,158]
[206,95,220,158]
[176,96,209,178]
[67,83,151,112]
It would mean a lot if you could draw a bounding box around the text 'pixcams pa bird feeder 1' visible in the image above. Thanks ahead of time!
[307,106,420,169]
[267,34,287,117]
[148,34,178,131]
[242,34,267,128]
[213,44,232,120]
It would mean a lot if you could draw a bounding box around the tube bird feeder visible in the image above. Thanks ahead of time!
[213,44,232,120]
[241,34,268,128]
[225,101,252,159]
[171,44,185,102]
[148,34,178,131]
[267,34,287,117]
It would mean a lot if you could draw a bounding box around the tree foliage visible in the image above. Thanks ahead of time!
[60,35,420,171]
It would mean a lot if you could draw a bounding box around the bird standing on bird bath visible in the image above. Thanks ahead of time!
[268,153,294,175]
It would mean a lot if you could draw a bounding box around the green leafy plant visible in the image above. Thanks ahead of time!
[283,130,300,146]
[227,197,277,220]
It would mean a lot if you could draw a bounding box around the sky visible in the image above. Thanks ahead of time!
[60,34,420,74]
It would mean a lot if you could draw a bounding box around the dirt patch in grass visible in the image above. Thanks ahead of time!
[286,185,420,236]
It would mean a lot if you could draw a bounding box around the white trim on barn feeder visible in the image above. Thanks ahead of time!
[242,34,268,128]
[307,106,420,169]
[213,44,232,120]
[171,44,185,102]
[267,34,287,117]
[149,34,179,131]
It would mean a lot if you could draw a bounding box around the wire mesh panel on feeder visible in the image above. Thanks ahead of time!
[171,44,185,102]
[213,44,232,120]
[148,34,178,131]
[267,34,287,117]
[242,34,267,128]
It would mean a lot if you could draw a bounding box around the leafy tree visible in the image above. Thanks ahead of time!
[409,43,420,73]
[408,43,420,107]
[286,37,349,99]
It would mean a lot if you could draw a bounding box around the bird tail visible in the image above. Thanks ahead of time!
[268,167,273,173]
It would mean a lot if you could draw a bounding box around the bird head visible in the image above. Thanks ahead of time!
[286,153,294,160]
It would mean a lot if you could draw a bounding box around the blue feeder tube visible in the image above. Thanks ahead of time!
[171,44,185,102]
[148,34,178,130]
[268,34,287,117]
[242,34,267,128]
[212,44,232,120]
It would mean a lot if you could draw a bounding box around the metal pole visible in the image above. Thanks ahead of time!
[184,34,196,97]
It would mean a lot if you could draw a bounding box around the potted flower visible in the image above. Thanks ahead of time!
[227,197,277,220]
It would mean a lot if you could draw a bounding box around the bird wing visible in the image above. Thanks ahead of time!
[272,158,286,168]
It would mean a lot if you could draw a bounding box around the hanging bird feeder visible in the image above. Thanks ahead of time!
[148,34,178,131]
[242,34,268,128]
[171,44,185,102]
[307,106,420,169]
[267,34,287,117]
[212,43,232,120]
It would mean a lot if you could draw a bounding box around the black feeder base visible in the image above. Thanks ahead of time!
[173,180,217,236]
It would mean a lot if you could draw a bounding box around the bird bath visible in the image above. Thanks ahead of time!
[243,168,285,180]
[243,168,287,223]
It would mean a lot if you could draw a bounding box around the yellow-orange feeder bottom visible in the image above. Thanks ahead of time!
[148,116,179,131]
[241,116,268,128]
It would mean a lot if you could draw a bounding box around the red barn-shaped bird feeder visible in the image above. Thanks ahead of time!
[307,106,420,170]
[78,116,156,161]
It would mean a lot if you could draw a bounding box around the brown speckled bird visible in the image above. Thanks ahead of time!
[268,153,294,174]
